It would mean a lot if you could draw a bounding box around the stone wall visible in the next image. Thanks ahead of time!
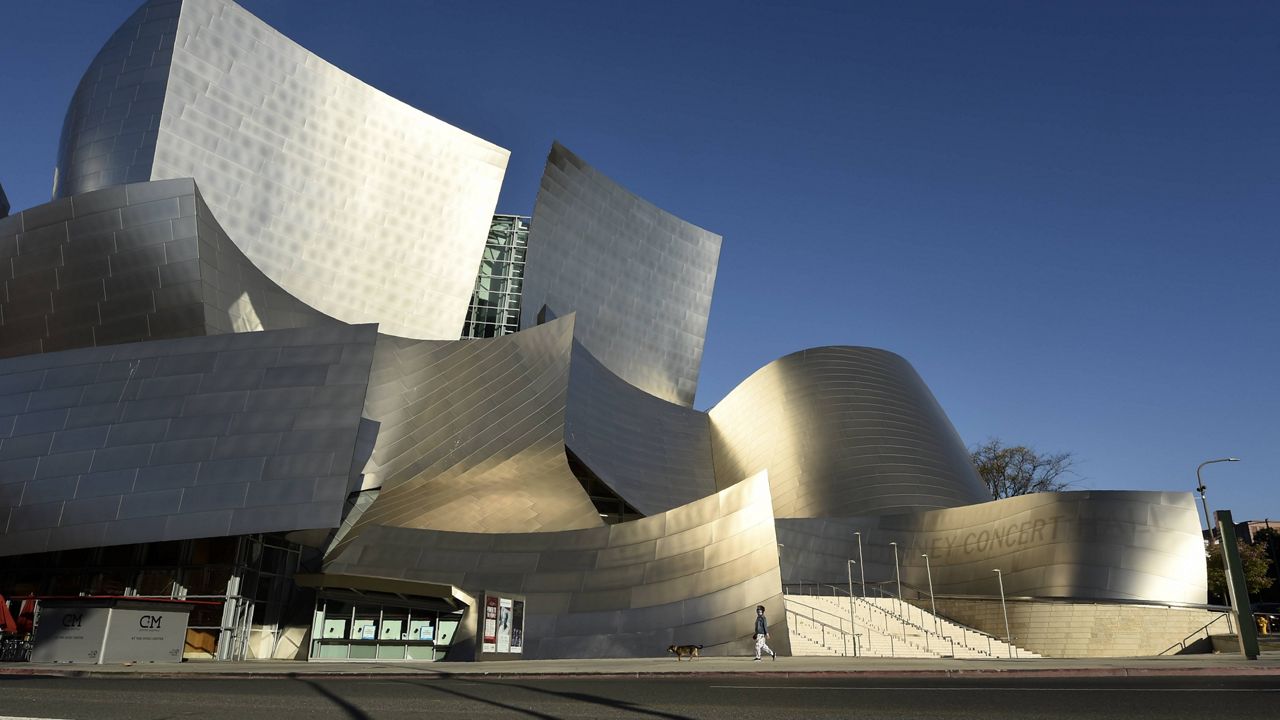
[928,597,1229,657]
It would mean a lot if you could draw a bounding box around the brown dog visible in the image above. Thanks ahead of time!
[667,644,703,661]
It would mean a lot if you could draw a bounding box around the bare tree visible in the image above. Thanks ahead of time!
[969,438,1078,500]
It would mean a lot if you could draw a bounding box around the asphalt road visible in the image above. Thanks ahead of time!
[0,675,1276,720]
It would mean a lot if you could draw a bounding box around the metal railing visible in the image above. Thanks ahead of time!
[1159,612,1233,655]
[785,606,859,657]
[792,579,1019,652]
[788,581,1027,658]
[788,583,950,657]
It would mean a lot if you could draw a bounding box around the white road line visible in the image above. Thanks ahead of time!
[0,716,75,720]
[708,686,1278,692]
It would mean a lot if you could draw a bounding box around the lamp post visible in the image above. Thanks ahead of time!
[922,553,938,634]
[993,568,1012,658]
[846,559,857,655]
[853,531,865,597]
[1196,458,1240,542]
[889,541,902,616]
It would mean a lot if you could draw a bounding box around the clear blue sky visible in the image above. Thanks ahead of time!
[3,1,1277,523]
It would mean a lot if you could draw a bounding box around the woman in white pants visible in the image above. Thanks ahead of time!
[753,605,776,660]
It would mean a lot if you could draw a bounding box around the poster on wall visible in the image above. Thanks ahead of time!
[510,600,524,653]
[497,598,512,653]
[482,595,499,652]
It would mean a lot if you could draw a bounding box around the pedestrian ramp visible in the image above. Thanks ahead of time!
[784,594,1040,659]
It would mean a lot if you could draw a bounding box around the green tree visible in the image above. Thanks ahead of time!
[968,439,1077,500]
[1206,539,1274,601]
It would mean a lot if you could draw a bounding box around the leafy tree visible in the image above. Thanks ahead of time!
[1206,539,1274,601]
[968,439,1077,500]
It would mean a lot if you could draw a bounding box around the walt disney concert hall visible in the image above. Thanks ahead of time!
[0,0,1218,662]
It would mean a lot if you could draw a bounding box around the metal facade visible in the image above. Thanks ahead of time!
[0,0,1218,662]
[564,340,718,516]
[55,0,509,340]
[324,472,789,659]
[0,179,328,360]
[521,143,721,407]
[53,0,178,196]
[775,490,1207,604]
[0,323,376,557]
[345,316,602,536]
[709,346,991,518]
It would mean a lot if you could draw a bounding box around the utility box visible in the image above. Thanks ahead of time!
[31,599,193,664]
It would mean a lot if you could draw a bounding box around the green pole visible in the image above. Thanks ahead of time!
[1215,510,1259,660]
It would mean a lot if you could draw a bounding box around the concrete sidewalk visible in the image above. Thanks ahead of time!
[2,652,1278,680]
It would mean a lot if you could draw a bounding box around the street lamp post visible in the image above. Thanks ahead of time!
[889,541,902,616]
[846,559,857,656]
[922,553,938,634]
[1196,458,1240,542]
[993,568,1012,658]
[853,531,865,597]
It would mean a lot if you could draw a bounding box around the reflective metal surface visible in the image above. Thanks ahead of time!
[775,490,1207,604]
[0,179,329,359]
[53,0,177,195]
[325,472,788,658]
[56,0,509,340]
[709,346,990,518]
[343,315,602,536]
[565,340,717,515]
[1,0,1212,658]
[521,143,722,407]
[0,323,376,557]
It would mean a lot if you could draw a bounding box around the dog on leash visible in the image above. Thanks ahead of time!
[667,644,703,661]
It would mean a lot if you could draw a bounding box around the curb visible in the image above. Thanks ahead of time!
[2,666,1278,681]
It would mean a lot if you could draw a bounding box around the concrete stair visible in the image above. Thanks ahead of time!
[784,594,1040,659]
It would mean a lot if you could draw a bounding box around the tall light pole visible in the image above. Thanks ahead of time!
[922,553,938,634]
[853,531,865,597]
[846,559,857,654]
[1196,458,1240,542]
[993,568,1012,658]
[889,541,902,616]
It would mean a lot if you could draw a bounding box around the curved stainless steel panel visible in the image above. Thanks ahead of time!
[53,0,179,197]
[0,179,329,359]
[324,472,788,658]
[775,490,1207,604]
[345,315,603,535]
[564,340,717,516]
[56,0,509,340]
[709,346,990,518]
[521,143,722,407]
[0,323,376,557]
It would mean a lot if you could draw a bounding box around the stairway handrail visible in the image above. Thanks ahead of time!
[797,586,942,656]
[809,582,991,658]
[1157,611,1232,656]
[785,606,857,657]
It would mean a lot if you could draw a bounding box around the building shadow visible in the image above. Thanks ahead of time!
[290,674,372,720]
[390,677,696,720]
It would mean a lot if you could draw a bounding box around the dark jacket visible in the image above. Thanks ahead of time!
[755,615,768,637]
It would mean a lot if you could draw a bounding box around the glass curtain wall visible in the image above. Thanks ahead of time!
[461,214,529,339]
